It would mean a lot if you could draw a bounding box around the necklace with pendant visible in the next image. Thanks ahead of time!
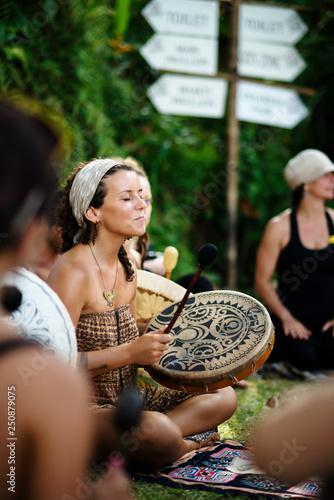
[89,244,118,307]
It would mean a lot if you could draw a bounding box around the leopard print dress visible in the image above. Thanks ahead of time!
[76,305,192,412]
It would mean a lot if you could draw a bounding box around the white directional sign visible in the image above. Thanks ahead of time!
[236,81,308,129]
[142,0,220,38]
[148,74,228,118]
[238,40,306,82]
[140,34,218,75]
[238,4,308,45]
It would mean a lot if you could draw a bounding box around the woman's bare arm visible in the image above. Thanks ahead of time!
[255,213,311,339]
[48,260,170,376]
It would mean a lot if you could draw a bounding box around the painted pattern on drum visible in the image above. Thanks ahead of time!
[2,268,77,367]
[147,292,269,373]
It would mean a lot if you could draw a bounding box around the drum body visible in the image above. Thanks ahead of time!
[1,267,77,368]
[136,269,189,320]
[146,290,274,392]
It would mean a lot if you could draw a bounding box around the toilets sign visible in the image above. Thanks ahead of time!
[142,0,220,38]
[238,4,308,45]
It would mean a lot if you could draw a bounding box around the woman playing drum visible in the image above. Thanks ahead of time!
[47,158,237,470]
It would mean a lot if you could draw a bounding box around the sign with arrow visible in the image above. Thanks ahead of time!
[142,0,220,38]
[140,34,218,75]
[147,74,228,118]
[238,40,306,82]
[238,4,308,45]
[236,81,308,129]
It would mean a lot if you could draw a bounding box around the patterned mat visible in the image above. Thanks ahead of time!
[133,439,323,498]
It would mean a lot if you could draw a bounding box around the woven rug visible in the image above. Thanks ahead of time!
[133,439,323,498]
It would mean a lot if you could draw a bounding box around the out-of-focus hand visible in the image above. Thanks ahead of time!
[321,319,334,337]
[93,454,134,500]
[281,314,311,339]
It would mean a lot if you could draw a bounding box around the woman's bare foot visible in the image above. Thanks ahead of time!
[183,430,220,453]
[233,379,250,388]
[196,431,220,449]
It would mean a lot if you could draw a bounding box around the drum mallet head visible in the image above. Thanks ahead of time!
[198,243,218,269]
[164,246,179,280]
[0,286,22,313]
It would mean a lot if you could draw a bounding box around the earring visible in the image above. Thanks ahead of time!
[92,221,99,245]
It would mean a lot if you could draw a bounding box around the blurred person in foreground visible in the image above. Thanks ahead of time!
[0,100,132,500]
[254,378,334,499]
[255,149,334,372]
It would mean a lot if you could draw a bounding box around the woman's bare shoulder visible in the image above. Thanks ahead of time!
[48,245,90,285]
[265,209,291,234]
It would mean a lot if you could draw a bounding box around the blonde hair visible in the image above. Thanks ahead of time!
[112,156,148,180]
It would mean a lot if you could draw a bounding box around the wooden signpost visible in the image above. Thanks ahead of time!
[140,0,312,289]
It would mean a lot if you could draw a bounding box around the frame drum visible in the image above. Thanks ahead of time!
[1,267,77,368]
[145,290,274,392]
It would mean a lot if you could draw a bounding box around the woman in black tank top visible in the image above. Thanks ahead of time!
[255,149,334,371]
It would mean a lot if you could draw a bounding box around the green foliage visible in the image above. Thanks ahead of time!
[114,0,132,37]
[1,0,334,289]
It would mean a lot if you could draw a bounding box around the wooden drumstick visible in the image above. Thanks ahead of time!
[163,246,179,280]
[164,243,218,334]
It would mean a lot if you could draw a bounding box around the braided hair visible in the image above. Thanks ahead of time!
[56,163,135,281]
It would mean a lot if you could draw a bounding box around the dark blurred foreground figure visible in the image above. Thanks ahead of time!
[255,149,334,372]
[254,379,334,499]
[0,100,132,500]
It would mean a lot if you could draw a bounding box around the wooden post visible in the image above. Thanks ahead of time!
[226,0,240,290]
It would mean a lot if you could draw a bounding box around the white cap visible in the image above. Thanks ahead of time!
[284,149,334,190]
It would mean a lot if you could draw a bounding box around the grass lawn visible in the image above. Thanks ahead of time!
[130,376,303,499]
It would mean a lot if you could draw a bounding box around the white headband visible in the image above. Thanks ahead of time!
[69,158,121,244]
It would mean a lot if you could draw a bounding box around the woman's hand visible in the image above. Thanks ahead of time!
[321,319,334,336]
[129,326,171,365]
[281,312,311,339]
